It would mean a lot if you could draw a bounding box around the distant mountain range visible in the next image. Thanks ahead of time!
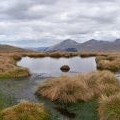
[1,39,120,52]
[43,39,120,52]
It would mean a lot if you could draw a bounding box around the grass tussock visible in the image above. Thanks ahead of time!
[96,55,120,72]
[36,76,93,103]
[83,71,120,97]
[98,93,120,120]
[36,71,119,103]
[0,54,29,79]
[0,101,50,120]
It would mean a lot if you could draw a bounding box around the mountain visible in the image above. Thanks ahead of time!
[46,39,78,52]
[77,39,120,52]
[45,39,120,52]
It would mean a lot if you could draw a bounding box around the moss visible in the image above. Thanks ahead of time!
[67,100,98,120]
[0,93,13,112]
[0,68,30,79]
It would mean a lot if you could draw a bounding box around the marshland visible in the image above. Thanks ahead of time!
[0,51,120,120]
[1,0,120,119]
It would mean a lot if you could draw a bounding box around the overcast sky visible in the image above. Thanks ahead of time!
[0,0,120,47]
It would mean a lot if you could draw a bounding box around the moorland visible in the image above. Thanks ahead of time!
[0,44,120,120]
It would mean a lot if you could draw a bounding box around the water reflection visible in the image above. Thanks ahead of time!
[17,57,96,77]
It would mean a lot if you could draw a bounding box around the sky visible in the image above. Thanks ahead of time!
[0,0,120,47]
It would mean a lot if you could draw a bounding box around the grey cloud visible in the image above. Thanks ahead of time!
[77,0,116,3]
[0,0,120,47]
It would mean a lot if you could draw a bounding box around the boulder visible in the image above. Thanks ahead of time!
[60,65,70,72]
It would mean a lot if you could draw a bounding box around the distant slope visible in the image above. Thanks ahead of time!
[45,39,120,52]
[0,44,29,52]
[46,39,78,52]
[29,47,48,52]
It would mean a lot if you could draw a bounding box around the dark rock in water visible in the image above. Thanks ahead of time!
[60,65,70,72]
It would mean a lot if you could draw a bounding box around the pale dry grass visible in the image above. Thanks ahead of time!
[47,52,78,58]
[36,71,119,103]
[82,71,120,97]
[96,55,120,72]
[0,54,29,79]
[0,101,49,120]
[36,76,93,103]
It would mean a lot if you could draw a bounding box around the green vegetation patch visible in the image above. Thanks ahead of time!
[67,100,98,120]
[98,93,120,120]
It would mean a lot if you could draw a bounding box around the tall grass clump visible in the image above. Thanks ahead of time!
[36,76,93,103]
[36,71,119,104]
[85,71,120,97]
[98,93,120,120]
[96,55,120,72]
[0,101,50,120]
[0,55,30,79]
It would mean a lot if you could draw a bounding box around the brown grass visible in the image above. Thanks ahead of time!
[36,76,93,103]
[98,93,120,120]
[22,52,47,58]
[0,101,49,120]
[83,71,120,97]
[79,52,107,58]
[36,71,119,103]
[47,52,78,58]
[0,53,29,79]
[96,55,120,72]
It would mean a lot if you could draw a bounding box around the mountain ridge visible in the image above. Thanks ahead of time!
[45,39,120,52]
[1,39,120,52]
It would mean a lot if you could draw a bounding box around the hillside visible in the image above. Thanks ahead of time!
[45,39,120,52]
[0,44,29,52]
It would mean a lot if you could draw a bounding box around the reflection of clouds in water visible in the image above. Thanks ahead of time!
[17,57,96,77]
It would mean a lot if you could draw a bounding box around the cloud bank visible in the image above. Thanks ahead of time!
[0,0,120,47]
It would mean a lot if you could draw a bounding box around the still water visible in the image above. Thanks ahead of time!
[17,57,96,77]
[0,57,97,120]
